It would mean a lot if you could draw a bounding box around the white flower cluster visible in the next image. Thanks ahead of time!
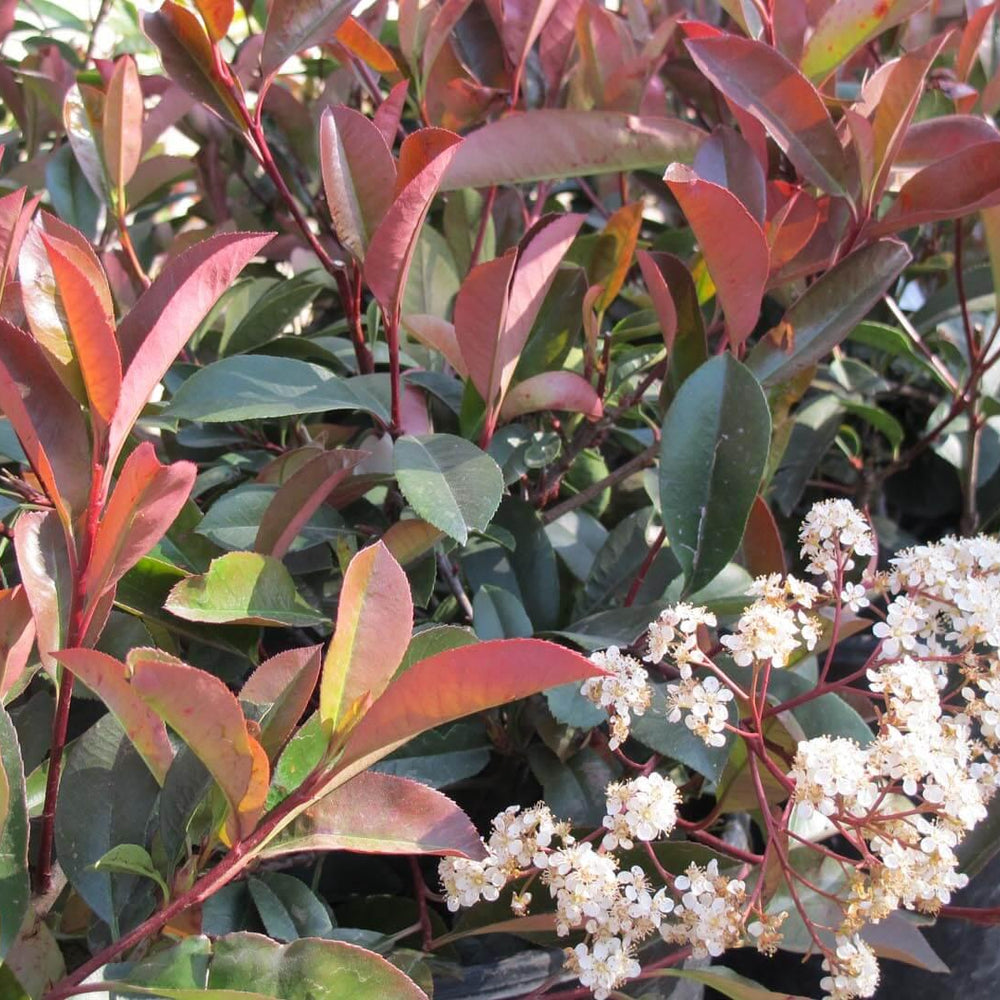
[820,934,880,1000]
[799,499,876,579]
[665,673,733,746]
[645,603,717,669]
[441,777,753,999]
[581,646,651,749]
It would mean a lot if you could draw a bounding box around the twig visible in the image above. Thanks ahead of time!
[542,442,658,525]
[436,552,474,622]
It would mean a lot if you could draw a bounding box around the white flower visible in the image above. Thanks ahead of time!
[872,596,928,659]
[661,860,746,958]
[566,937,641,1000]
[841,582,870,612]
[666,674,733,747]
[720,598,801,668]
[439,855,508,910]
[602,773,679,848]
[582,647,652,749]
[645,604,717,668]
[789,737,877,819]
[799,500,875,579]
[820,934,879,999]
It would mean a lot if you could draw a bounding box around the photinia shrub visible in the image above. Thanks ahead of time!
[0,0,999,998]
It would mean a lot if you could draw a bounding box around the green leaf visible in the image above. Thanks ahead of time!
[45,143,100,239]
[660,355,771,594]
[93,844,170,900]
[746,240,912,389]
[248,873,334,942]
[394,434,503,544]
[165,552,328,627]
[55,714,160,930]
[371,719,491,788]
[197,484,345,552]
[0,706,28,961]
[655,966,812,1000]
[398,625,478,675]
[526,745,622,826]
[631,680,735,780]
[545,682,606,728]
[167,356,390,424]
[473,584,533,640]
[221,273,323,355]
[766,669,874,746]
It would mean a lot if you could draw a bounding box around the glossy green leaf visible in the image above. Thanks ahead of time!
[0,705,28,961]
[371,719,491,788]
[247,873,334,942]
[394,434,503,544]
[473,584,533,640]
[93,843,170,900]
[165,552,328,627]
[167,356,389,424]
[659,354,770,593]
[748,239,911,389]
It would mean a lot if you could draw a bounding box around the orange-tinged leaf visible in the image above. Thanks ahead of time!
[259,770,486,860]
[498,371,603,422]
[800,0,933,83]
[595,201,643,312]
[332,638,607,784]
[766,189,821,275]
[380,517,444,566]
[241,645,322,758]
[131,656,269,839]
[665,163,769,347]
[84,442,197,603]
[255,448,366,559]
[0,187,34,300]
[41,232,121,426]
[957,2,995,82]
[372,79,408,147]
[402,314,468,376]
[741,495,787,578]
[319,106,396,262]
[395,127,460,196]
[692,125,767,225]
[334,15,398,74]
[194,0,234,41]
[103,55,144,194]
[319,542,413,733]
[0,587,35,703]
[54,649,174,784]
[261,0,356,83]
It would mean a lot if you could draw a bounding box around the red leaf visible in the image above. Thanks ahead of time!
[13,511,70,674]
[893,115,999,169]
[241,645,322,758]
[131,655,270,840]
[685,34,852,198]
[381,518,444,566]
[454,249,517,410]
[741,495,787,578]
[0,586,35,702]
[319,541,413,733]
[957,2,995,82]
[193,0,234,41]
[0,187,34,296]
[594,201,644,311]
[499,371,603,421]
[637,249,678,349]
[420,0,474,80]
[55,649,175,784]
[111,231,273,465]
[332,638,607,783]
[364,132,461,323]
[665,163,769,346]
[439,109,704,190]
[402,314,468,376]
[869,140,1000,236]
[319,106,396,262]
[83,442,196,603]
[103,55,144,194]
[372,80,408,148]
[864,37,947,209]
[765,187,821,275]
[40,232,122,427]
[0,317,91,519]
[693,125,767,225]
[333,16,398,75]
[259,770,486,860]
[261,0,358,84]
[395,127,460,195]
[255,448,366,559]
[503,0,562,95]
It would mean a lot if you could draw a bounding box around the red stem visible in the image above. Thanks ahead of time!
[624,527,666,607]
